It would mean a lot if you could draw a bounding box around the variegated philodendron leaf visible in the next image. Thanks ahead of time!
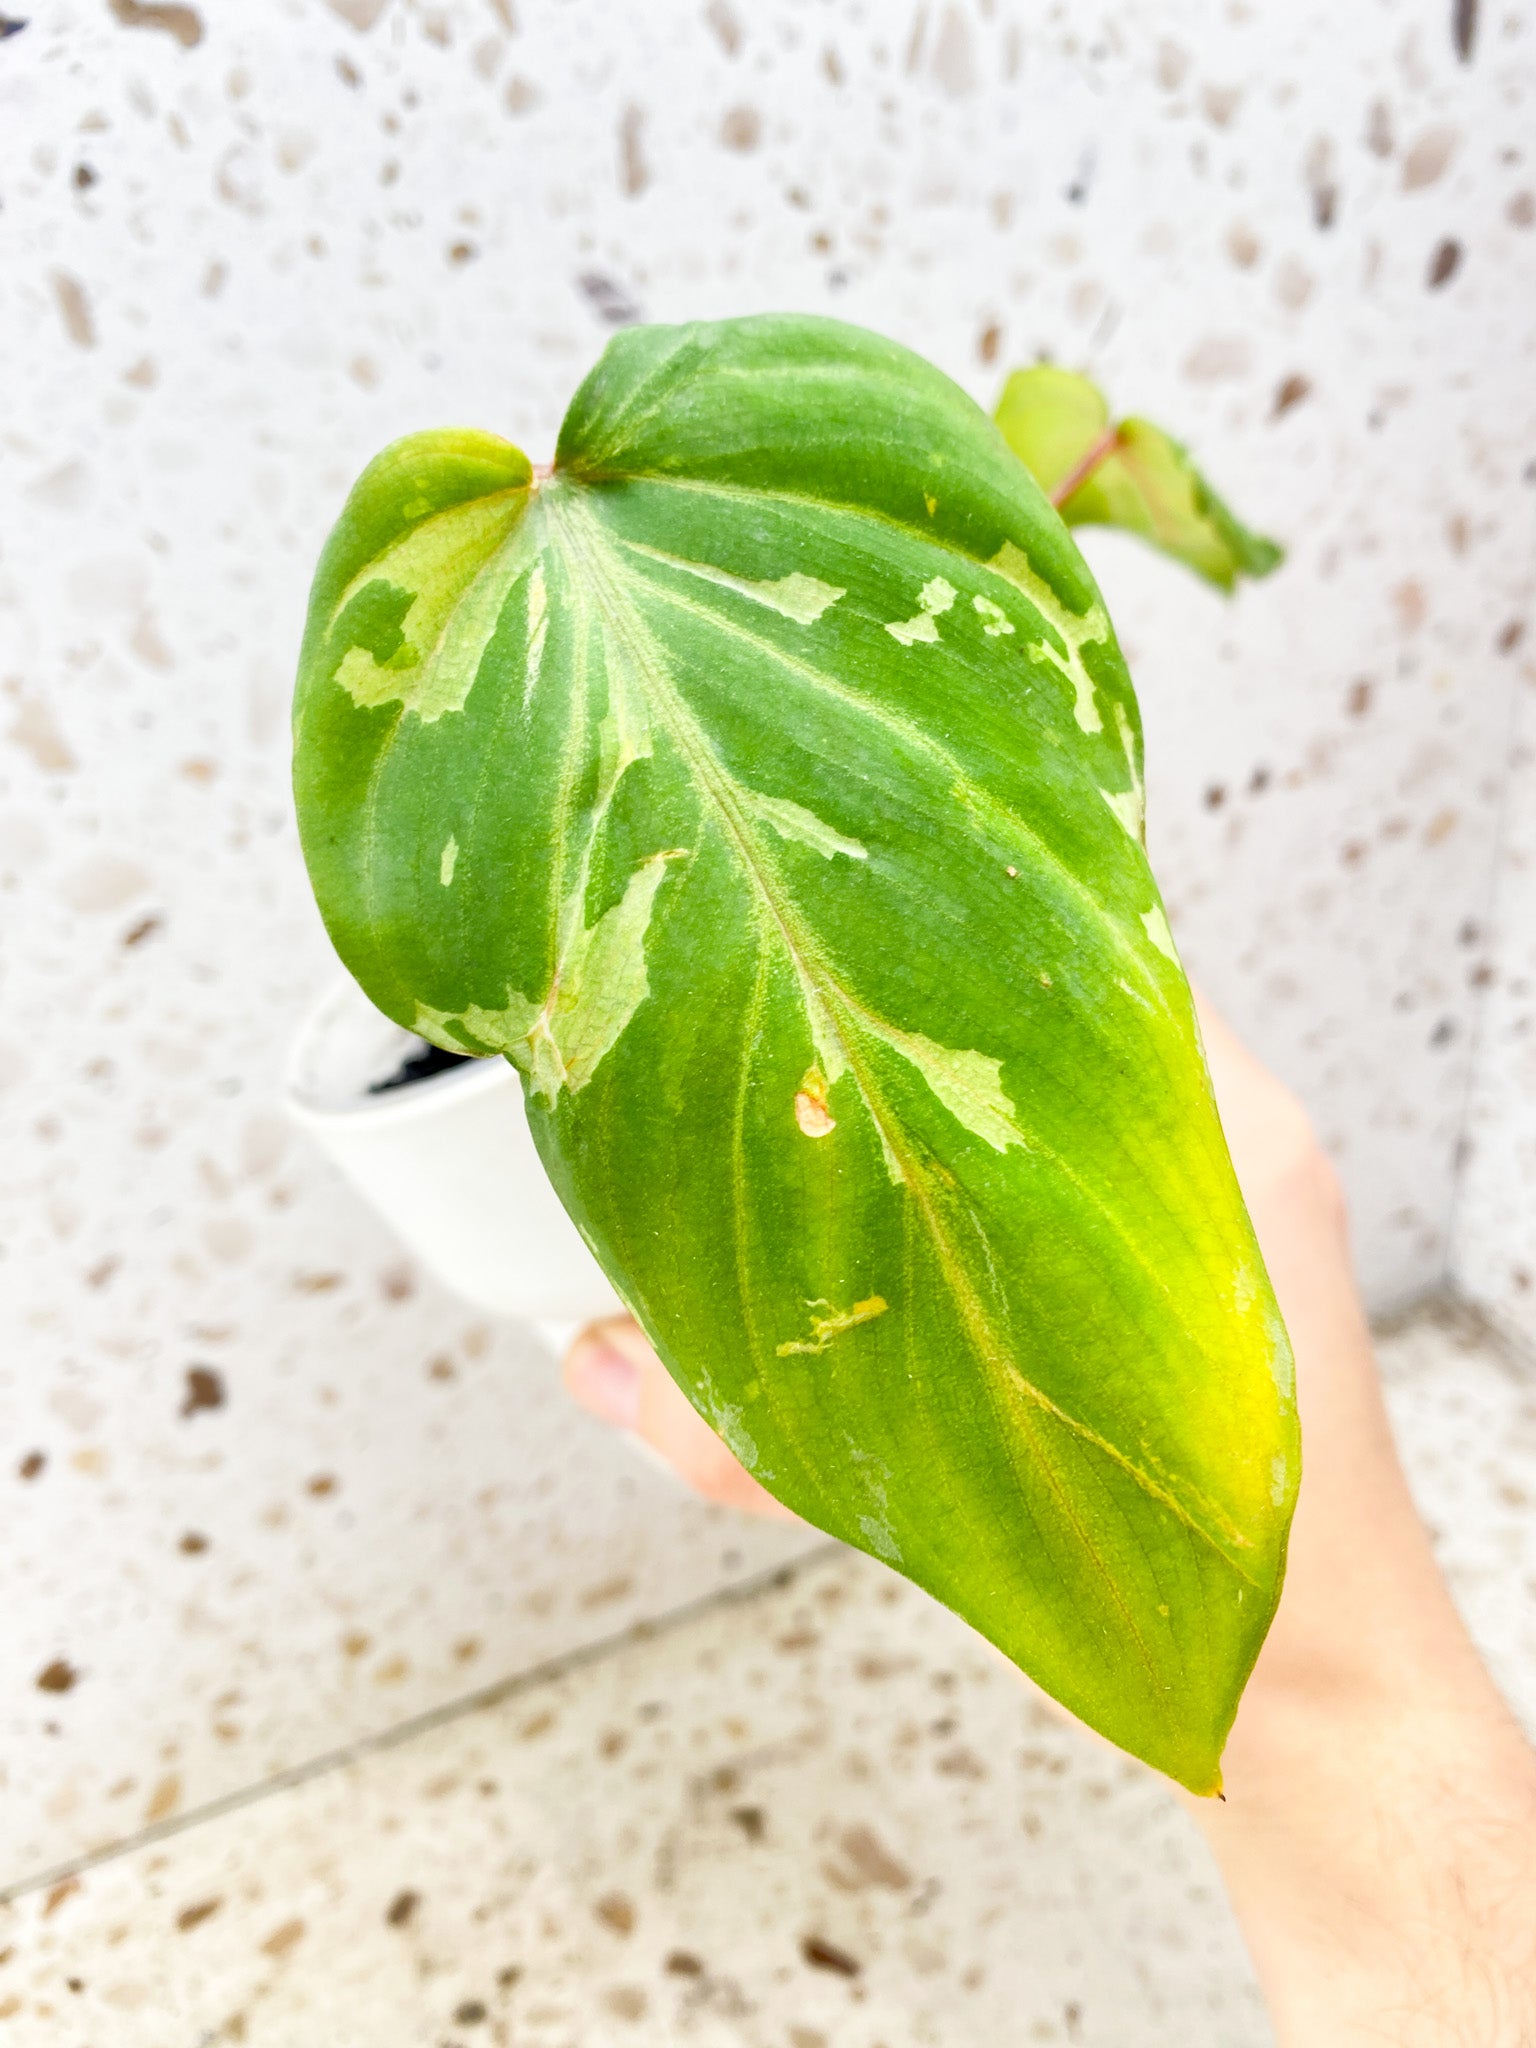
[994,363,1283,592]
[292,315,1298,1793]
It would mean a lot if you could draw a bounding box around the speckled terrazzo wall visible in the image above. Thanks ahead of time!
[1456,670,1536,1354]
[2,0,1532,1891]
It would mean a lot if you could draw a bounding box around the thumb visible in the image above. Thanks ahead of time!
[562,1317,799,1523]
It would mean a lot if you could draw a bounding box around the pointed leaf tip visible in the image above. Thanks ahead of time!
[295,315,1299,1792]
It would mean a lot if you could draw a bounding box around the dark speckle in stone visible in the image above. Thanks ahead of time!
[1427,238,1462,288]
[180,1365,225,1419]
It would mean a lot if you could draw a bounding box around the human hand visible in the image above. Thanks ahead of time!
[561,988,1343,1530]
[562,993,1536,2046]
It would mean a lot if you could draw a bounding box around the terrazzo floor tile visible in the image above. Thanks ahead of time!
[7,0,1536,1882]
[2,1306,1531,2048]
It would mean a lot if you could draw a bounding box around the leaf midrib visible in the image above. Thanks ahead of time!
[542,481,1261,1597]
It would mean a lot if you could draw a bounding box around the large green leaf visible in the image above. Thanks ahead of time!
[994,363,1283,591]
[293,315,1297,1793]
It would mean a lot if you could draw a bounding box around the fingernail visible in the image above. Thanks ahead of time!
[567,1342,641,1429]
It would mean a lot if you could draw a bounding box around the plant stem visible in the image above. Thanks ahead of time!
[1049,427,1121,509]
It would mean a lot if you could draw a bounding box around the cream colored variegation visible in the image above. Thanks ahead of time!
[294,314,1298,1795]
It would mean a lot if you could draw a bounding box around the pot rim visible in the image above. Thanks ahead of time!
[284,980,518,1132]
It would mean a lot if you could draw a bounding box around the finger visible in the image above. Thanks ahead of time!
[1189,982,1339,1229]
[563,1317,799,1522]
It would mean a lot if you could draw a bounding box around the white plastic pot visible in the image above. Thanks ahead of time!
[284,980,625,1331]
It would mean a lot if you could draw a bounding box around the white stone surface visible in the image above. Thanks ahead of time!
[2,0,1534,1891]
[0,1309,1532,2048]
[1455,664,1536,1355]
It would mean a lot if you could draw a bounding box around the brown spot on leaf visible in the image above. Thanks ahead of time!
[794,1068,836,1138]
[730,1805,766,1842]
[176,1898,222,1933]
[1453,0,1478,61]
[108,0,202,46]
[454,2000,489,2024]
[604,1987,647,2021]
[385,1889,419,1928]
[305,1473,338,1497]
[1347,679,1374,716]
[37,1659,78,1693]
[43,1878,80,1917]
[1272,372,1311,417]
[801,1934,860,1977]
[180,1365,225,1418]
[976,320,1001,364]
[19,1450,46,1480]
[1496,618,1525,653]
[665,1950,704,1976]
[179,1530,210,1554]
[1509,192,1535,229]
[122,913,163,948]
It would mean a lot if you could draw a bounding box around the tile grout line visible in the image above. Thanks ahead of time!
[8,1296,1522,1912]
[0,1540,840,1910]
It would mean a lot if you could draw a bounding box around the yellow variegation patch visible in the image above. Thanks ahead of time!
[294,314,1298,1797]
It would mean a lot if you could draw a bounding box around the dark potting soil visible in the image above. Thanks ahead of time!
[368,1039,475,1095]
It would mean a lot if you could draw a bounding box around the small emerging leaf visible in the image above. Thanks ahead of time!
[293,316,1299,1794]
[994,364,1282,592]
